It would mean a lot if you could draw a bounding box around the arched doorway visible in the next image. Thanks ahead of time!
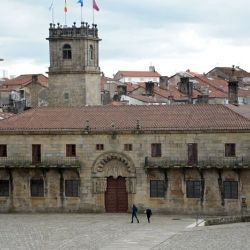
[105,176,128,212]
[92,152,136,213]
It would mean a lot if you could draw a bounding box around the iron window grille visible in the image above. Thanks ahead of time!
[65,180,80,197]
[30,179,44,197]
[150,180,166,197]
[223,181,238,199]
[0,180,9,196]
[186,180,201,198]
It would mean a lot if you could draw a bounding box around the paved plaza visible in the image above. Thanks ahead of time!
[0,213,249,250]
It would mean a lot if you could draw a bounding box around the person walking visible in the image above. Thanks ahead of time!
[131,204,139,223]
[145,208,152,223]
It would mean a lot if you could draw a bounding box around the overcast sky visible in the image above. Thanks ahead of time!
[1,0,250,78]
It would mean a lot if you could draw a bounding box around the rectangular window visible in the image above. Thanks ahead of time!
[30,179,44,197]
[186,180,201,198]
[65,180,80,197]
[224,181,238,199]
[0,180,9,196]
[0,144,7,157]
[150,180,165,197]
[124,144,133,151]
[20,90,25,99]
[96,144,104,150]
[66,144,76,157]
[32,144,41,163]
[225,143,236,157]
[187,143,198,165]
[151,143,161,157]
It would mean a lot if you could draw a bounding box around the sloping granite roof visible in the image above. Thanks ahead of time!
[0,105,249,133]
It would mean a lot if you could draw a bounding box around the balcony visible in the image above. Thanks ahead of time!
[0,156,81,168]
[145,156,250,169]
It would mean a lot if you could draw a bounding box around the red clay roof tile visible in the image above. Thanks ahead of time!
[0,105,249,132]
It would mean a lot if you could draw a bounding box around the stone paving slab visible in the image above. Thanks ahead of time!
[0,213,195,250]
[153,222,250,250]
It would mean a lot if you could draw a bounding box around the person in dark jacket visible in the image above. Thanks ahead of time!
[131,204,139,223]
[145,208,152,223]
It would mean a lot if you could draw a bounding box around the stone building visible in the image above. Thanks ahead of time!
[0,74,48,113]
[0,105,250,215]
[47,22,101,107]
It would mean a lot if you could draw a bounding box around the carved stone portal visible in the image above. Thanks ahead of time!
[92,152,136,194]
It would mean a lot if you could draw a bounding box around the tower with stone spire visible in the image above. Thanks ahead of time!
[47,22,101,107]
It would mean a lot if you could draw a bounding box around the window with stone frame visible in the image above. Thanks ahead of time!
[151,143,161,157]
[223,181,238,199]
[124,144,133,151]
[66,144,76,157]
[89,45,94,60]
[64,92,69,100]
[65,180,80,197]
[0,144,7,157]
[0,180,9,196]
[30,179,44,197]
[96,144,104,150]
[63,44,72,59]
[187,143,198,165]
[32,144,41,164]
[186,180,201,198]
[225,143,236,157]
[150,180,166,197]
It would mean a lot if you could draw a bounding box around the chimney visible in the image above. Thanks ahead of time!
[180,77,193,104]
[117,85,127,96]
[149,65,155,72]
[197,86,209,104]
[145,81,154,96]
[159,76,168,89]
[32,74,38,83]
[228,66,238,105]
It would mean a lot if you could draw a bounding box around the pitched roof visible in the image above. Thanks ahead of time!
[0,105,249,133]
[207,67,250,78]
[1,74,48,89]
[226,105,250,120]
[116,71,161,78]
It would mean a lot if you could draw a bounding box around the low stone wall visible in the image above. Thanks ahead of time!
[205,215,250,226]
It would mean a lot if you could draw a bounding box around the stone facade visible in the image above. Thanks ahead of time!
[47,23,101,106]
[0,131,250,215]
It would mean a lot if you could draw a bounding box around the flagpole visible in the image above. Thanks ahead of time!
[93,8,95,24]
[64,0,67,26]
[52,7,54,24]
[81,6,83,23]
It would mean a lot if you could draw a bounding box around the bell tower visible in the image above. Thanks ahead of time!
[47,22,101,107]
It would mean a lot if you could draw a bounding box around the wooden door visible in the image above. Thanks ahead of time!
[105,176,128,212]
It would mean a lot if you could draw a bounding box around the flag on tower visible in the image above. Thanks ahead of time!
[49,0,54,11]
[64,0,68,12]
[93,0,99,11]
[77,0,83,7]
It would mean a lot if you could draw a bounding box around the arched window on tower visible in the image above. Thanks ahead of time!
[63,44,72,59]
[89,45,94,60]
